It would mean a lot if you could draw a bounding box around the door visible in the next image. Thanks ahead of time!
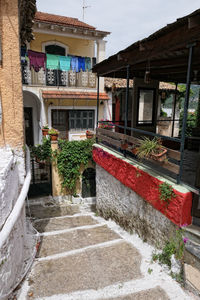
[24,107,34,146]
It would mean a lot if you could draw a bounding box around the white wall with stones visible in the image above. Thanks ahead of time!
[96,164,176,247]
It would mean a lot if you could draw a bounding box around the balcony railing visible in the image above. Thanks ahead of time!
[21,64,97,88]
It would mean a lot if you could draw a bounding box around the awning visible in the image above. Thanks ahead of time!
[42,91,110,100]
[92,9,200,83]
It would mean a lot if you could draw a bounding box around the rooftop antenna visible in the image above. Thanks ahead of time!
[82,0,91,21]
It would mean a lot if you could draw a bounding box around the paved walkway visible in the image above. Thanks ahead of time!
[17,200,194,300]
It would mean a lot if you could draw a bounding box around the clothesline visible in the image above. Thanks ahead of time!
[21,48,96,73]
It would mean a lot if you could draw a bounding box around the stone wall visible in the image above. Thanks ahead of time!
[96,165,176,247]
[0,149,21,230]
[93,144,193,247]
[0,208,26,298]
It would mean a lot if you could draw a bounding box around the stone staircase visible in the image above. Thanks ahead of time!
[184,224,200,296]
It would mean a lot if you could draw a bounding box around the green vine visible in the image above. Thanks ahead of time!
[30,137,52,162]
[56,138,95,195]
[159,182,176,206]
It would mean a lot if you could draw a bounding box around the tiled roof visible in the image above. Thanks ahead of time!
[35,12,95,30]
[105,77,177,90]
[42,91,110,100]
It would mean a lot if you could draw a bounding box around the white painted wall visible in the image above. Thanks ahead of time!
[96,40,106,92]
[23,91,42,145]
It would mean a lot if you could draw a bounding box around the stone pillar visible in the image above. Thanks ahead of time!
[51,141,64,197]
[96,40,106,92]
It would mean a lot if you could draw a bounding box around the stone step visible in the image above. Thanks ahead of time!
[102,287,169,300]
[26,204,80,219]
[184,264,200,296]
[28,242,142,299]
[33,215,97,233]
[185,224,200,245]
[37,225,121,258]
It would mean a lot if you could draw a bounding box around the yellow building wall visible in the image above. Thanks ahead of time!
[44,99,104,121]
[30,32,95,57]
[0,0,24,148]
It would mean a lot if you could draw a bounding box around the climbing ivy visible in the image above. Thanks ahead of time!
[56,138,95,195]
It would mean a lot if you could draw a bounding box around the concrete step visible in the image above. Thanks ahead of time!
[33,215,97,233]
[185,224,200,245]
[28,242,142,299]
[184,264,200,296]
[37,225,121,258]
[26,204,80,219]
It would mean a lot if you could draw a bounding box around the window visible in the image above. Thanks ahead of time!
[45,45,66,56]
[137,88,155,126]
[69,110,95,130]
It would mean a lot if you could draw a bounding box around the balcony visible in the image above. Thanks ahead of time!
[21,64,97,89]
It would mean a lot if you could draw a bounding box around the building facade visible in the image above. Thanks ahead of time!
[22,12,110,145]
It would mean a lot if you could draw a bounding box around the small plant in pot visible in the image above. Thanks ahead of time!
[48,128,59,141]
[120,139,129,150]
[137,137,167,162]
[86,130,94,139]
[42,124,49,136]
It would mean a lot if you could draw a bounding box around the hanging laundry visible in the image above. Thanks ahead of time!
[59,55,71,71]
[28,50,46,72]
[85,57,91,70]
[21,47,27,64]
[71,56,79,72]
[46,54,60,70]
[78,57,85,72]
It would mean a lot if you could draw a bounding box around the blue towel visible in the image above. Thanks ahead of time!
[59,56,71,71]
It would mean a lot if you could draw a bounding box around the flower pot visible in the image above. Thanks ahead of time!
[120,140,129,150]
[42,128,49,136]
[131,148,138,155]
[151,148,167,162]
[86,132,94,139]
[50,134,58,141]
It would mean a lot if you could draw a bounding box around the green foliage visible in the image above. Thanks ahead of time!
[42,124,49,129]
[30,137,52,162]
[159,182,176,206]
[137,137,163,159]
[56,138,95,195]
[48,128,59,135]
[160,109,167,117]
[152,227,185,268]
[179,111,197,136]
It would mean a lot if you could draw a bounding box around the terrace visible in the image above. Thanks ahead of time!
[93,9,200,222]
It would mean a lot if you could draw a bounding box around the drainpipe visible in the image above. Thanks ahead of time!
[178,43,195,184]
[96,75,100,143]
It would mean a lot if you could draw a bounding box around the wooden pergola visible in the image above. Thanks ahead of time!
[93,9,200,187]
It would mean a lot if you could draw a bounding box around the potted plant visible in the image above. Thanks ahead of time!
[86,130,94,139]
[48,128,59,141]
[137,137,167,162]
[42,124,49,136]
[131,146,139,155]
[120,139,129,150]
[98,119,115,130]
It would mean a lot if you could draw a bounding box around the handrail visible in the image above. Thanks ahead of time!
[0,146,31,249]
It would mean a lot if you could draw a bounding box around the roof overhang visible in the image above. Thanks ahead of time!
[93,9,200,83]
[42,91,110,101]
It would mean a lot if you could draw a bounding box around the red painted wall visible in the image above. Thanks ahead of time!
[93,146,192,226]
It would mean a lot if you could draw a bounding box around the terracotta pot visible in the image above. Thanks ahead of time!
[42,128,49,136]
[131,148,138,155]
[151,148,167,162]
[50,134,58,141]
[121,143,129,150]
[86,132,94,139]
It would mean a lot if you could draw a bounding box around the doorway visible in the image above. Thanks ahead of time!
[24,107,34,146]
[82,168,96,198]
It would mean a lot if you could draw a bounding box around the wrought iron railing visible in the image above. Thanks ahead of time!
[96,120,199,193]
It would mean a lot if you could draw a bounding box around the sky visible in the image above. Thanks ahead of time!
[37,0,200,58]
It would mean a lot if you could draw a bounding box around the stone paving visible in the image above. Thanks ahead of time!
[17,201,195,300]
